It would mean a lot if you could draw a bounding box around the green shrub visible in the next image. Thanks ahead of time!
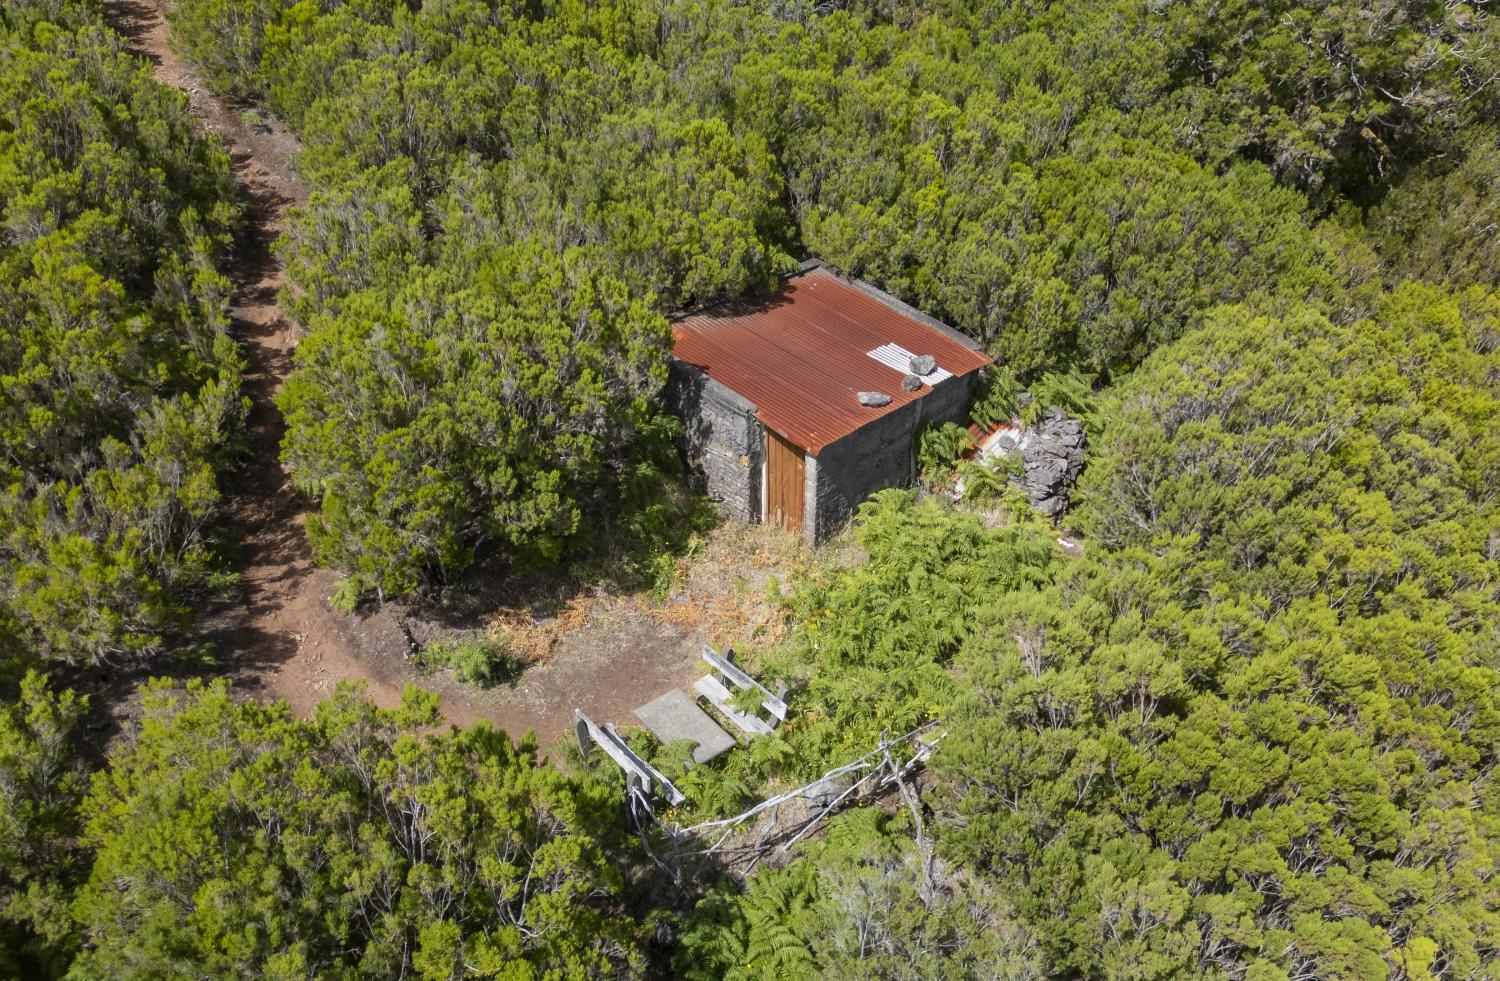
[1018,362,1096,428]
[416,638,515,688]
[329,578,361,615]
[970,366,1025,429]
[915,422,975,488]
[0,5,242,668]
[644,552,682,605]
[955,457,1019,504]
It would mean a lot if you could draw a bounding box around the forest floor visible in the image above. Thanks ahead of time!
[99,0,794,751]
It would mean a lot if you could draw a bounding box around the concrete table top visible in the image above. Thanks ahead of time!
[633,689,736,764]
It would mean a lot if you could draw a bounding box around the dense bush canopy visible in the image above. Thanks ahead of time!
[0,1,242,666]
[162,0,1500,596]
[3,0,1499,976]
[72,681,640,978]
[935,287,1500,977]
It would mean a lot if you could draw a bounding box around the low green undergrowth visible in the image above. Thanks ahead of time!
[414,637,516,688]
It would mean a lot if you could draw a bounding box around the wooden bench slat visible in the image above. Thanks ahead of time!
[574,709,686,805]
[694,675,775,736]
[702,645,788,722]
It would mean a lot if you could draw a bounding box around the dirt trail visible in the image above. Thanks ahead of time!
[103,0,436,720]
[100,0,708,748]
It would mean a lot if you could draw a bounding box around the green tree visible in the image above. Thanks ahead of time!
[0,673,87,977]
[165,0,295,99]
[276,245,670,599]
[1158,0,1500,200]
[0,2,243,666]
[72,680,643,977]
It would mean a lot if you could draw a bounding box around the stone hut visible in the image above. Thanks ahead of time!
[667,261,991,543]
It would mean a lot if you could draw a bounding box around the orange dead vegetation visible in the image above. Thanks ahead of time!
[639,524,817,650]
[488,595,595,665]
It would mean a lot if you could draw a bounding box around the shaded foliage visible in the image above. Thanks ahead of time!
[1368,128,1500,291]
[72,681,643,978]
[0,1,243,666]
[0,673,87,976]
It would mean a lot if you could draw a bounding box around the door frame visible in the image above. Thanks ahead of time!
[760,453,767,523]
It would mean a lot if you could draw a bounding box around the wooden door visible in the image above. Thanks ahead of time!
[764,427,805,535]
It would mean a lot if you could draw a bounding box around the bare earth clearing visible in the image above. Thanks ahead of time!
[101,0,782,749]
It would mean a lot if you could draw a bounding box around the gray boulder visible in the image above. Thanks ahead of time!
[1034,495,1066,516]
[901,373,923,392]
[858,391,892,407]
[802,774,852,810]
[991,432,1018,453]
[1009,410,1089,519]
[909,354,937,375]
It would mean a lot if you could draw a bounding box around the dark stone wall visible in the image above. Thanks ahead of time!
[665,359,762,522]
[670,356,979,542]
[805,371,975,542]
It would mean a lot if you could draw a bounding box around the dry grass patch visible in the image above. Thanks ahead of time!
[487,594,595,666]
[482,520,860,671]
[642,522,850,652]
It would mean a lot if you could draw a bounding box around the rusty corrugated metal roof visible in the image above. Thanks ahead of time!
[672,265,992,453]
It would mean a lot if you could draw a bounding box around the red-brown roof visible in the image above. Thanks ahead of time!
[672,266,992,453]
